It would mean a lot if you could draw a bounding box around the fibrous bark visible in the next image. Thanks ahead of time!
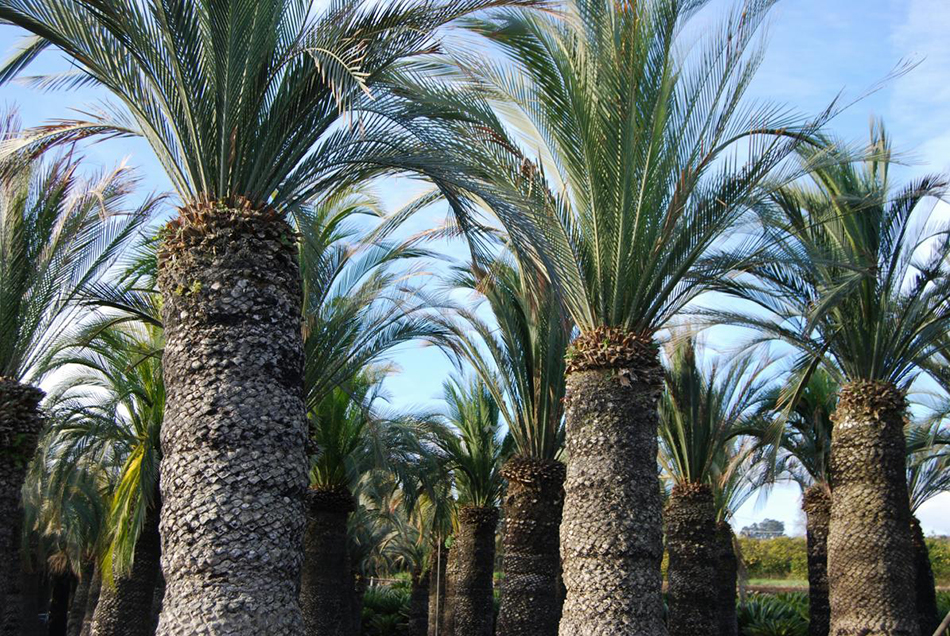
[92,502,162,636]
[0,378,44,634]
[803,484,831,636]
[665,483,717,636]
[827,380,917,636]
[910,516,938,636]
[496,457,565,636]
[429,542,448,636]
[67,562,94,636]
[300,487,354,636]
[558,329,666,636]
[450,507,497,636]
[714,522,738,636]
[409,567,430,636]
[156,204,308,635]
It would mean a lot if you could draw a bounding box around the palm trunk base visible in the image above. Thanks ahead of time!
[911,516,938,636]
[497,456,565,636]
[451,507,498,636]
[409,568,429,636]
[828,381,917,636]
[156,205,308,635]
[665,483,717,636]
[803,485,831,636]
[300,487,354,636]
[715,522,738,636]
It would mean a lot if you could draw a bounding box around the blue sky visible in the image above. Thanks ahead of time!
[2,0,949,536]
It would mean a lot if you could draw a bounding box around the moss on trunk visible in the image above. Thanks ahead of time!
[300,487,354,636]
[496,457,565,636]
[665,483,718,636]
[451,507,497,636]
[803,484,831,636]
[558,330,666,636]
[827,380,917,636]
[156,204,308,635]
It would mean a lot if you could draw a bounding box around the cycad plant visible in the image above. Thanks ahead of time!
[433,377,505,636]
[715,125,950,635]
[460,1,826,630]
[0,2,542,630]
[0,115,151,632]
[658,337,770,636]
[439,255,570,636]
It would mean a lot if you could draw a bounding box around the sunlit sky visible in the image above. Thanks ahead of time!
[2,0,948,536]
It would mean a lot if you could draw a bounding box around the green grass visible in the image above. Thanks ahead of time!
[747,579,808,588]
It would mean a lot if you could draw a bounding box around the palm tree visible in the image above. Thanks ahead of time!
[658,337,770,636]
[438,255,570,636]
[714,125,950,635]
[457,1,827,630]
[433,377,505,636]
[0,114,151,632]
[0,2,544,630]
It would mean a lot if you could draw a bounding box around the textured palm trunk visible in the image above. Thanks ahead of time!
[910,516,938,636]
[0,378,44,634]
[803,485,831,636]
[67,563,94,636]
[300,487,354,636]
[92,502,162,636]
[440,543,457,636]
[49,570,76,636]
[451,507,497,636]
[496,457,565,636]
[827,381,917,636]
[409,567,430,636]
[79,568,101,636]
[429,542,448,636]
[156,205,308,635]
[665,483,717,636]
[558,331,665,636]
[714,522,738,636]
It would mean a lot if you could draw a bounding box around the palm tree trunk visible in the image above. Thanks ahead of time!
[409,567,429,636]
[451,507,497,636]
[440,542,457,636]
[714,522,738,636]
[155,205,308,635]
[558,333,666,636]
[803,484,831,636]
[429,542,448,636]
[67,562,94,636]
[300,487,354,636]
[828,380,917,636]
[0,378,44,634]
[911,516,938,636]
[496,457,565,636]
[350,572,366,636]
[79,568,101,636]
[49,569,76,636]
[665,483,717,636]
[92,502,162,636]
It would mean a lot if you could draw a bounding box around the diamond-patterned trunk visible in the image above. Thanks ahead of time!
[300,488,354,636]
[450,507,498,636]
[665,483,718,636]
[803,484,831,636]
[910,516,938,636]
[156,205,308,635]
[714,521,738,636]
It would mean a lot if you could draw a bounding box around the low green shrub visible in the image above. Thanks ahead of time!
[361,586,410,636]
[738,592,809,636]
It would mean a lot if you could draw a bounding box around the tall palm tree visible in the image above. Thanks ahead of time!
[658,337,769,636]
[459,1,826,631]
[438,255,570,636]
[0,2,543,631]
[714,125,950,635]
[0,114,151,631]
[433,377,505,636]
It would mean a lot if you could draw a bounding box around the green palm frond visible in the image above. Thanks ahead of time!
[0,112,157,382]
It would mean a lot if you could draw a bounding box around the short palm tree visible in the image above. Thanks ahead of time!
[658,337,770,636]
[715,125,950,634]
[438,255,570,636]
[0,116,151,632]
[460,1,825,630]
[433,377,505,636]
[0,2,543,630]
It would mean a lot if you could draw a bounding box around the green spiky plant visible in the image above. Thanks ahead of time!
[658,337,771,636]
[436,253,570,636]
[452,0,831,630]
[0,2,547,630]
[713,124,950,635]
[0,112,152,633]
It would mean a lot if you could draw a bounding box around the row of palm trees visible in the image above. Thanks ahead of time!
[1,1,950,636]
